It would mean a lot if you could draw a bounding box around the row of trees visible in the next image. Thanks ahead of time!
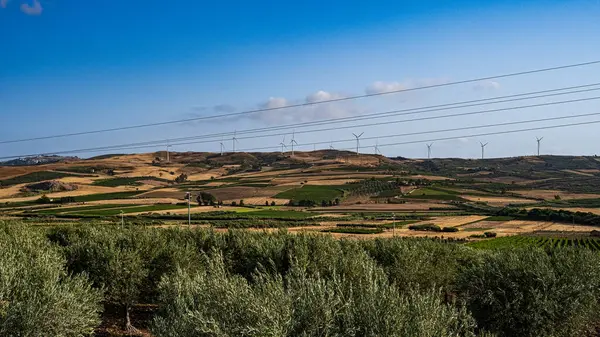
[499,207,600,227]
[5,223,600,336]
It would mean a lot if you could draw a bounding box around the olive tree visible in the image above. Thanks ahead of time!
[0,223,102,336]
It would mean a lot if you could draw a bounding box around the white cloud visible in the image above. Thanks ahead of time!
[21,0,44,15]
[365,81,407,95]
[306,90,344,103]
[473,80,501,91]
[251,91,361,124]
[261,97,289,109]
[365,78,449,95]
[20,0,42,15]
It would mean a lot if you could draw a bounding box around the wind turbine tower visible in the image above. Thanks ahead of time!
[219,136,225,156]
[536,137,544,156]
[166,143,172,163]
[352,132,364,156]
[232,130,239,153]
[480,142,488,160]
[374,140,381,155]
[427,143,433,159]
[290,131,298,156]
[279,135,287,154]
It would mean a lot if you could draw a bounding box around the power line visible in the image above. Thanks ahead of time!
[237,119,600,153]
[7,85,598,157]
[46,93,600,154]
[2,60,600,145]
[45,82,599,150]
[3,108,600,160]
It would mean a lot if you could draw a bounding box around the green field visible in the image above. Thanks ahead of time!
[70,191,141,202]
[247,209,317,219]
[274,185,346,202]
[468,235,600,250]
[72,204,187,216]
[484,216,515,221]
[0,171,79,187]
[403,188,466,201]
[93,176,170,187]
[33,204,134,215]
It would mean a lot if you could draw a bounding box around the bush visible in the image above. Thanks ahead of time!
[442,226,459,232]
[36,194,51,204]
[408,223,441,232]
[152,251,477,336]
[0,224,102,336]
[484,232,497,238]
[458,248,600,337]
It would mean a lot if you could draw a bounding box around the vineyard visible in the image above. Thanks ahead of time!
[469,235,600,250]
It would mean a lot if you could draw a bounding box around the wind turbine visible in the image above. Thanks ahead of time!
[232,130,239,153]
[480,142,488,159]
[166,142,172,163]
[219,136,225,156]
[290,130,298,156]
[329,142,334,150]
[352,132,364,155]
[536,137,544,156]
[374,140,381,155]
[279,135,288,154]
[427,143,433,159]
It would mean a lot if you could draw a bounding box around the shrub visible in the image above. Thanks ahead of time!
[408,223,441,232]
[442,226,459,232]
[484,232,497,238]
[458,248,600,337]
[0,224,102,336]
[36,194,51,204]
[152,251,477,336]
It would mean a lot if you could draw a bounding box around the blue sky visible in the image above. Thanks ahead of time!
[2,0,600,159]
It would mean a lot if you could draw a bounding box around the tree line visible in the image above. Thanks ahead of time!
[3,223,600,336]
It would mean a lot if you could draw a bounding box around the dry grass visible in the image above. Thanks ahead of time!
[514,189,600,200]
[0,185,121,203]
[313,202,452,212]
[462,195,532,206]
[474,176,536,184]
[562,169,595,177]
[223,197,290,206]
[429,215,489,227]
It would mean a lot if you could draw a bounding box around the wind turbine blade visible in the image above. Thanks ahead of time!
[358,132,364,138]
[352,133,358,138]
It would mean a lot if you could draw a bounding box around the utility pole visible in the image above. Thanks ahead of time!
[120,210,124,228]
[392,213,396,237]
